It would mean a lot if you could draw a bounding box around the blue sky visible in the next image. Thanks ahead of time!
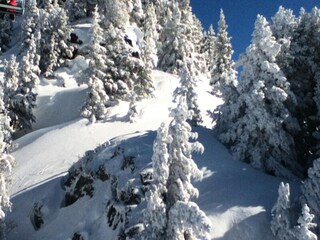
[190,0,320,59]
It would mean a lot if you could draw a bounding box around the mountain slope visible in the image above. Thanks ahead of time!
[2,63,299,239]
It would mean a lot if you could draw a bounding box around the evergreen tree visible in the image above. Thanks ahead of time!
[202,24,216,73]
[157,3,180,73]
[2,56,19,130]
[211,9,234,91]
[211,9,239,138]
[103,17,154,101]
[39,3,73,77]
[143,98,211,239]
[174,62,202,126]
[12,53,38,130]
[0,131,14,240]
[21,0,40,53]
[81,9,110,122]
[0,88,14,238]
[286,8,320,168]
[271,182,295,240]
[295,204,317,240]
[158,1,204,75]
[165,96,211,239]
[143,3,159,69]
[220,15,297,178]
[143,123,170,240]
[271,6,298,71]
[0,16,12,52]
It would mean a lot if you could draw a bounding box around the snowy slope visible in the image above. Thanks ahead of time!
[0,17,300,240]
[2,63,299,239]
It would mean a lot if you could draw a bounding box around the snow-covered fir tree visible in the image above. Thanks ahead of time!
[0,16,12,52]
[271,182,295,240]
[81,76,110,122]
[143,3,159,69]
[157,3,180,73]
[165,96,211,239]
[202,24,216,73]
[295,204,317,240]
[11,52,38,131]
[102,8,154,101]
[81,9,110,122]
[210,9,239,138]
[0,94,15,239]
[20,0,40,53]
[39,2,73,77]
[144,123,171,239]
[143,97,210,240]
[66,0,96,21]
[100,0,129,29]
[174,62,202,126]
[128,0,145,28]
[2,56,19,130]
[220,15,298,178]
[211,9,234,91]
[158,1,203,74]
[286,8,320,168]
[271,6,298,71]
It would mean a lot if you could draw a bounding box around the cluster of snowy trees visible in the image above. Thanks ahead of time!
[80,0,206,123]
[143,96,211,240]
[214,7,320,180]
[210,6,320,239]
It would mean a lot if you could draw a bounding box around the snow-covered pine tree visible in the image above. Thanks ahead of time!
[81,9,110,122]
[285,8,320,169]
[66,0,87,21]
[271,6,298,71]
[128,0,145,28]
[143,123,170,240]
[174,62,202,126]
[211,9,234,90]
[0,15,12,52]
[0,131,14,239]
[81,76,110,122]
[20,0,40,53]
[271,182,295,240]
[202,24,216,73]
[165,96,211,239]
[66,0,96,21]
[295,204,317,240]
[157,2,180,73]
[11,52,38,131]
[210,9,239,137]
[101,4,154,101]
[158,1,203,75]
[0,87,13,147]
[99,0,129,29]
[39,2,73,77]
[143,3,159,69]
[2,56,19,130]
[220,15,298,178]
[0,88,15,238]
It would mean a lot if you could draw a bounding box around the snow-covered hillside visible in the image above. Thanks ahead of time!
[0,33,299,238]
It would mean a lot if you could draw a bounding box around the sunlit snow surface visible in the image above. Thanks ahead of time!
[0,19,299,240]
